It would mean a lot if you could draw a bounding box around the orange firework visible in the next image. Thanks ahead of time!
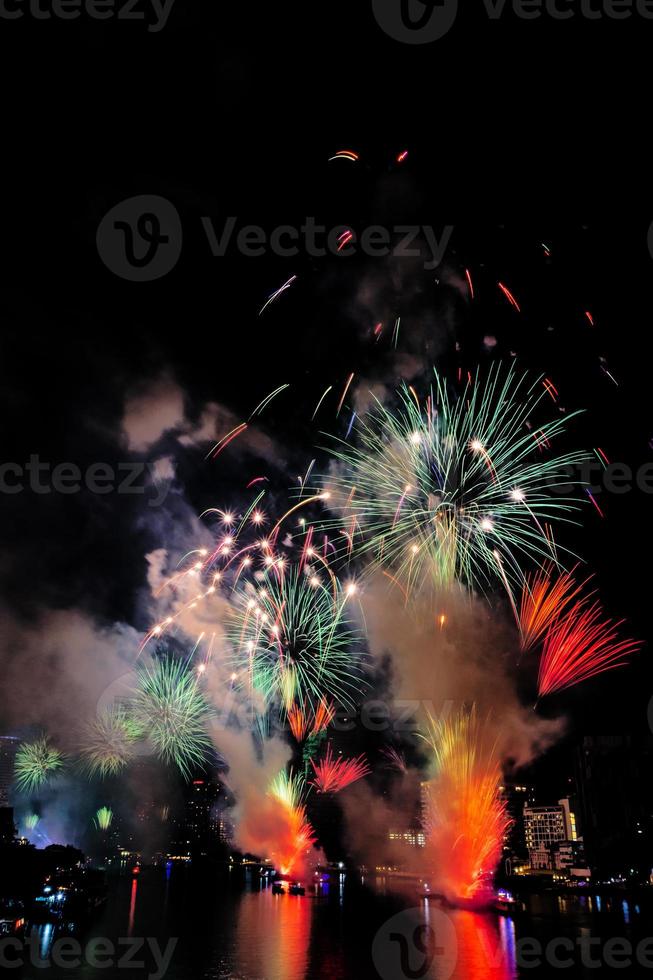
[287,701,309,742]
[268,771,316,876]
[287,697,335,742]
[421,707,511,906]
[538,599,640,697]
[310,697,335,736]
[518,565,586,651]
[309,744,370,794]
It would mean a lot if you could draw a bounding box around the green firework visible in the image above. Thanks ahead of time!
[79,706,144,778]
[94,806,113,831]
[319,364,589,593]
[14,737,64,794]
[229,565,364,714]
[133,657,212,778]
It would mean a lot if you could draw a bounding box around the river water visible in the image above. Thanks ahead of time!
[13,866,653,979]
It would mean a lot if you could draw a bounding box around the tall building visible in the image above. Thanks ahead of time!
[524,798,577,870]
[419,781,431,837]
[171,778,231,856]
[575,735,653,878]
[0,736,20,805]
[500,781,535,862]
[0,806,17,844]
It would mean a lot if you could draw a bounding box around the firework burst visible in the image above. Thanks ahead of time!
[79,706,144,778]
[309,743,370,793]
[420,707,510,905]
[268,769,316,875]
[518,564,585,651]
[94,806,113,831]
[538,599,640,697]
[14,737,64,794]
[229,564,364,715]
[133,657,213,778]
[319,365,589,594]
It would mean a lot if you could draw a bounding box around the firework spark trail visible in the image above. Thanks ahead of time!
[380,745,408,773]
[259,275,297,316]
[312,385,333,421]
[498,282,521,312]
[537,600,640,697]
[420,707,511,905]
[518,565,586,651]
[336,373,355,417]
[317,364,590,594]
[14,737,64,794]
[268,769,316,875]
[328,150,358,163]
[133,657,213,778]
[206,422,248,460]
[310,743,370,793]
[79,706,144,778]
[249,384,290,419]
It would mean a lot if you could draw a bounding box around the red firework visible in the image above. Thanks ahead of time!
[538,599,640,697]
[518,564,586,652]
[310,744,370,794]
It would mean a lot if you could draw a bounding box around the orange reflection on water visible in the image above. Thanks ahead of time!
[449,910,517,980]
[234,887,313,980]
[127,877,138,937]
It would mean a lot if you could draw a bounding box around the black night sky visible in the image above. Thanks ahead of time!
[0,6,652,978]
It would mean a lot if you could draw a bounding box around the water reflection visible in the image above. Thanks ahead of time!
[127,876,138,936]
[232,887,312,980]
[450,911,517,980]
